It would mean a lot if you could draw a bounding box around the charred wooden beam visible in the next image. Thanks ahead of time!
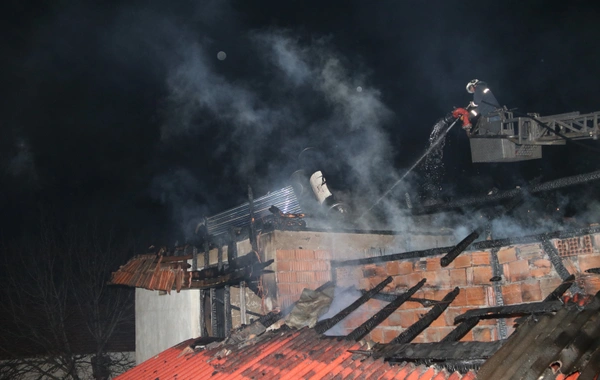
[514,274,576,325]
[472,225,600,250]
[489,248,508,339]
[332,247,451,268]
[315,277,393,334]
[191,259,273,289]
[210,288,218,337]
[540,239,572,281]
[332,226,600,269]
[410,169,600,215]
[213,295,263,318]
[346,279,426,342]
[267,205,307,231]
[441,317,480,342]
[420,359,487,374]
[257,309,287,329]
[200,289,207,337]
[381,341,504,364]
[455,301,564,323]
[191,251,273,289]
[441,231,480,267]
[389,287,460,345]
[540,238,583,294]
[545,274,576,302]
[224,285,232,334]
[360,290,437,307]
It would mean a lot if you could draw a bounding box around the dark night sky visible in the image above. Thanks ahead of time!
[2,0,600,243]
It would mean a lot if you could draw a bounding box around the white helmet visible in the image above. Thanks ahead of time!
[466,79,479,93]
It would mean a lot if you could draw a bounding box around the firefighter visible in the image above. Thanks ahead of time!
[452,79,501,134]
[465,79,500,118]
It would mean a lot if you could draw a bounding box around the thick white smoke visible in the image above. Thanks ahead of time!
[158,25,414,237]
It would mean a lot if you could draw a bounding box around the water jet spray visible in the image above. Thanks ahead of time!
[358,114,461,220]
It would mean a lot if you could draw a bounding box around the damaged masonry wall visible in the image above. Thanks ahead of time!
[135,228,453,363]
[135,229,600,364]
[328,233,600,344]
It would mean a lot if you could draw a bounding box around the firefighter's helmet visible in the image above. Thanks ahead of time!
[466,79,479,93]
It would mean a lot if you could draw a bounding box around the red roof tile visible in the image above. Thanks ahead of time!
[116,328,476,380]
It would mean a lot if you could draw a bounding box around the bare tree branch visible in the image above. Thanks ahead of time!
[0,219,136,379]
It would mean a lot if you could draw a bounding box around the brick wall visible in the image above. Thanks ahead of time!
[275,249,332,309]
[274,233,600,344]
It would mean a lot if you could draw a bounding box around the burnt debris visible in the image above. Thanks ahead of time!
[440,231,480,267]
[315,276,392,334]
[346,279,426,342]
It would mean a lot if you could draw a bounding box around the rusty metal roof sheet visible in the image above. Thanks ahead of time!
[114,328,475,380]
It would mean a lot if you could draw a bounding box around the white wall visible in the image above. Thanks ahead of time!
[135,288,200,364]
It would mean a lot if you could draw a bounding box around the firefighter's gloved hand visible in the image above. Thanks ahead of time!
[467,101,477,110]
[451,108,472,130]
[451,108,469,119]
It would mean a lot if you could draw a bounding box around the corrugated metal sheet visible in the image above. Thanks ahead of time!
[115,328,475,380]
[478,292,600,380]
[206,186,302,236]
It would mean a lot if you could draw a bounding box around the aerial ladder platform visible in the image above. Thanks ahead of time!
[469,109,600,163]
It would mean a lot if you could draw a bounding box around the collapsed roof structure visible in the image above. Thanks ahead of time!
[109,114,600,378]
[109,174,600,378]
[115,277,600,379]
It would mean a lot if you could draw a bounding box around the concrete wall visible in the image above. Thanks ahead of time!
[135,288,200,364]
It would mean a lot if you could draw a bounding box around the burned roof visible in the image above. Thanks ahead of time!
[109,251,273,292]
[117,275,600,379]
[115,327,476,380]
[477,293,600,379]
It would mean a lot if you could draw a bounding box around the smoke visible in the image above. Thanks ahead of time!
[156,14,600,241]
[157,22,404,237]
[149,168,211,242]
[2,0,599,247]
[317,286,364,336]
